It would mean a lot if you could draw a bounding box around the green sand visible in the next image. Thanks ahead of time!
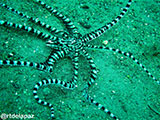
[0,0,159,120]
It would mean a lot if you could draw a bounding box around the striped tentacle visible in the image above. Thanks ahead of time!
[81,50,119,119]
[0,60,53,72]
[0,3,63,35]
[46,49,68,66]
[86,44,160,85]
[83,0,132,43]
[69,52,79,86]
[82,50,98,88]
[34,0,80,36]
[33,78,75,119]
[33,52,79,119]
[45,50,79,85]
[83,90,119,120]
[33,53,79,119]
[0,20,58,41]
